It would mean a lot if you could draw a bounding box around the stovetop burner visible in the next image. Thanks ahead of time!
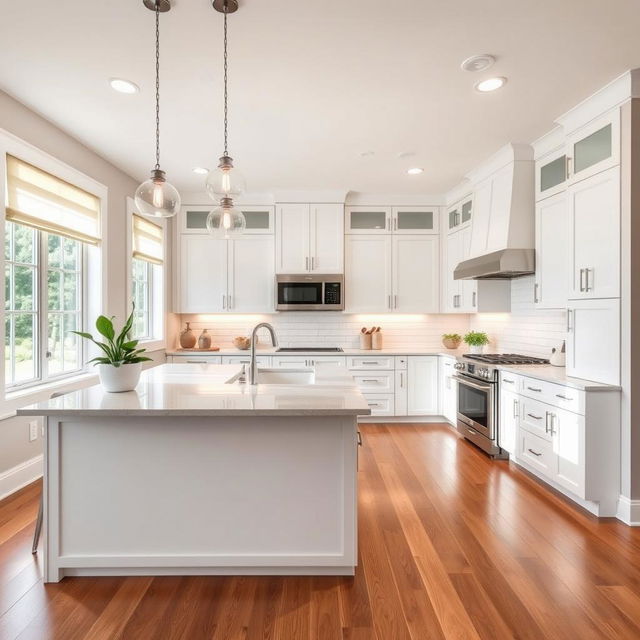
[464,353,550,365]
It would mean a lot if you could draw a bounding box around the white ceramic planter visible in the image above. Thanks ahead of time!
[467,344,485,355]
[98,362,142,393]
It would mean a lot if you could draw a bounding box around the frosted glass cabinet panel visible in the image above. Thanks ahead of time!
[448,206,459,230]
[182,205,274,234]
[239,207,275,233]
[573,125,612,174]
[461,198,472,224]
[184,208,209,231]
[392,207,439,234]
[345,207,391,233]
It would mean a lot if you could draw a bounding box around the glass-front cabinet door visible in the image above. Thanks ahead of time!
[344,206,391,233]
[447,205,460,230]
[460,197,473,225]
[182,205,274,234]
[536,148,568,201]
[566,110,620,184]
[391,207,439,234]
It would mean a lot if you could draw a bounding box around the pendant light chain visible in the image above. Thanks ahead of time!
[155,2,161,170]
[223,5,229,157]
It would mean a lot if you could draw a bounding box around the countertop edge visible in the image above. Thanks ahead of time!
[16,408,372,417]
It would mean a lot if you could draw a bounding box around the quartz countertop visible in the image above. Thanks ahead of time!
[168,346,463,357]
[17,363,372,418]
[494,364,621,392]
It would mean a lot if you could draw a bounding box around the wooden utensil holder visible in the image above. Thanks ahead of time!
[359,333,372,350]
[372,331,383,350]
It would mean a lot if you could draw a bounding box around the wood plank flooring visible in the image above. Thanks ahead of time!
[2,423,640,639]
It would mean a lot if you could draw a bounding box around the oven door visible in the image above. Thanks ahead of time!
[454,374,496,440]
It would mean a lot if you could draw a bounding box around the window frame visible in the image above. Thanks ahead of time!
[126,197,166,352]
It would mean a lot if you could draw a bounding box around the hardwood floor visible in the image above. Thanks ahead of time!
[2,423,640,639]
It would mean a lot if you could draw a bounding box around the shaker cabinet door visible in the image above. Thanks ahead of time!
[228,236,275,313]
[311,204,344,273]
[276,204,310,273]
[344,235,393,312]
[392,236,439,312]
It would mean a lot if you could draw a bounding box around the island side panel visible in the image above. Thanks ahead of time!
[45,415,358,582]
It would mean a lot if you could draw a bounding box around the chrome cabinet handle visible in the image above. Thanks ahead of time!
[368,402,381,407]
[306,257,309,271]
[472,291,477,307]
[527,413,543,420]
[527,448,543,457]
[545,411,550,433]
[362,379,379,383]
[513,399,518,419]
[222,294,226,309]
[400,372,404,388]
[566,156,572,179]
[534,283,539,304]
[357,431,362,446]
[585,267,591,292]
[549,413,557,436]
[527,386,542,393]
[228,295,232,309]
[502,378,515,384]
[388,295,392,309]
[394,295,398,309]
[311,257,315,270]
[362,361,380,365]
[567,308,573,332]
[556,394,573,401]
[466,427,477,436]
[393,218,397,231]
[579,268,585,292]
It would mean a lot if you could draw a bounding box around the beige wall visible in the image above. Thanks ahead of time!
[0,90,166,480]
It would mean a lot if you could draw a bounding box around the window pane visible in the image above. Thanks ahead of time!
[5,317,13,386]
[48,234,62,268]
[14,313,36,383]
[5,266,12,311]
[63,272,78,311]
[5,222,12,261]
[63,313,80,372]
[48,271,62,310]
[48,314,62,375]
[13,266,36,311]
[63,237,79,270]
[14,224,35,264]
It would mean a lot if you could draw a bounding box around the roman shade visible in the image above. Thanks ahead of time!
[132,214,163,265]
[5,155,101,244]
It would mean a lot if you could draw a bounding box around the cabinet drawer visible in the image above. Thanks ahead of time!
[348,355,395,370]
[170,355,222,364]
[520,397,553,441]
[395,356,408,370]
[222,355,272,367]
[518,429,554,476]
[521,377,585,414]
[352,371,394,393]
[362,394,395,416]
[308,356,346,368]
[499,371,522,392]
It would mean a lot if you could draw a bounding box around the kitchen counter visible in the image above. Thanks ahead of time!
[167,346,463,357]
[18,363,371,417]
[495,364,621,391]
[19,363,367,582]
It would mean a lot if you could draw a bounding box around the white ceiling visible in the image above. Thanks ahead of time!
[1,0,639,196]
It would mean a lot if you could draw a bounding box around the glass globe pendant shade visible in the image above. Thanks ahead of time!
[205,156,246,201]
[206,200,246,239]
[135,169,181,218]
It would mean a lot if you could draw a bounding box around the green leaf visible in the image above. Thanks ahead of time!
[71,331,95,340]
[88,356,111,366]
[121,340,139,351]
[95,315,115,341]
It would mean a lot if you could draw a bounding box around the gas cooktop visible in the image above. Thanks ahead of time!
[463,353,550,365]
[275,347,344,353]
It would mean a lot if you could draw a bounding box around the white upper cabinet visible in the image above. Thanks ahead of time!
[228,236,275,313]
[181,205,274,234]
[566,110,620,185]
[566,298,620,385]
[392,236,439,312]
[534,191,568,309]
[567,166,620,299]
[310,204,344,273]
[345,206,391,234]
[446,195,472,232]
[178,235,227,313]
[535,147,568,201]
[344,235,393,312]
[392,207,439,234]
[276,203,344,274]
[275,204,311,273]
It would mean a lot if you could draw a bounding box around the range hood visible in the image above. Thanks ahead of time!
[454,248,535,280]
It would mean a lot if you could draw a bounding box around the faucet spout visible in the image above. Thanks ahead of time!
[248,322,278,385]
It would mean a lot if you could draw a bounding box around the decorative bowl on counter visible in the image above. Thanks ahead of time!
[233,336,251,350]
[442,333,462,350]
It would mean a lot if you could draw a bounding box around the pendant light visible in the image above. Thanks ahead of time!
[134,0,181,219]
[206,0,246,239]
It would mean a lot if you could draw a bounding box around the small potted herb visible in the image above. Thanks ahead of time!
[463,331,490,355]
[442,333,462,350]
[72,305,151,392]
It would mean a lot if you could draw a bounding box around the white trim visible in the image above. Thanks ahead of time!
[444,180,473,207]
[64,566,355,577]
[531,126,565,160]
[465,143,534,185]
[274,189,348,203]
[555,69,640,134]
[616,496,640,526]
[358,415,446,423]
[344,192,445,206]
[0,454,43,501]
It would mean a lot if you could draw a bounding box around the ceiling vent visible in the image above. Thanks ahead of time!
[460,54,496,73]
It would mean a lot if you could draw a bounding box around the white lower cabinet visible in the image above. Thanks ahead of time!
[169,355,222,364]
[395,369,408,416]
[352,371,394,393]
[222,355,272,367]
[439,356,457,425]
[407,356,438,415]
[498,388,519,456]
[363,394,395,416]
[566,298,620,385]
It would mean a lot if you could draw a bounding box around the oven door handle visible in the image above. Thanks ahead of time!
[452,375,493,392]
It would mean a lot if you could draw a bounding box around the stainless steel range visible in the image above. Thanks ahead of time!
[453,354,549,457]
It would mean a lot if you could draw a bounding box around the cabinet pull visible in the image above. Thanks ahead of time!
[222,294,226,309]
[393,218,397,231]
[362,379,379,383]
[579,268,586,292]
[545,411,550,433]
[566,156,572,179]
[357,431,363,446]
[186,360,204,364]
[567,308,573,332]
[394,295,398,309]
[502,378,515,384]
[527,413,543,420]
[527,448,543,457]
[585,267,591,292]
[527,386,542,393]
[466,427,477,436]
[400,372,404,388]
[534,283,539,304]
[386,218,390,231]
[555,394,573,401]
[388,295,392,309]
[311,257,315,270]
[472,291,477,307]
[368,402,381,407]
[513,399,518,419]
[306,257,309,271]
[228,295,232,309]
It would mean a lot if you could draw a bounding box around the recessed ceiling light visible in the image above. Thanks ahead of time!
[109,78,139,94]
[461,54,495,73]
[475,77,507,93]
[407,167,424,175]
[192,167,209,175]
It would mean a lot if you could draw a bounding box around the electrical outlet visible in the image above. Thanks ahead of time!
[29,421,38,442]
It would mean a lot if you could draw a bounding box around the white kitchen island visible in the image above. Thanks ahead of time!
[18,363,370,583]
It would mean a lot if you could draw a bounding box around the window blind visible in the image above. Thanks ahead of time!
[132,214,163,265]
[5,155,101,244]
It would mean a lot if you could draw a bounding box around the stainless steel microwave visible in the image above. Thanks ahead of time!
[276,274,344,311]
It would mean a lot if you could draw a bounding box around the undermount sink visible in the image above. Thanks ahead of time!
[255,368,315,385]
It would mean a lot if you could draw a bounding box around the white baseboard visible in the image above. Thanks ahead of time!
[358,416,449,424]
[616,496,640,526]
[0,455,43,502]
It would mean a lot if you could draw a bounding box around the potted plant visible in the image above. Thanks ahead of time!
[72,306,152,393]
[464,331,490,355]
[442,333,462,350]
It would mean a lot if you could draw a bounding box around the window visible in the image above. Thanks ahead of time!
[3,152,101,392]
[129,208,164,344]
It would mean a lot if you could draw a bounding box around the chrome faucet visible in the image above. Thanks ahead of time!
[249,322,278,385]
